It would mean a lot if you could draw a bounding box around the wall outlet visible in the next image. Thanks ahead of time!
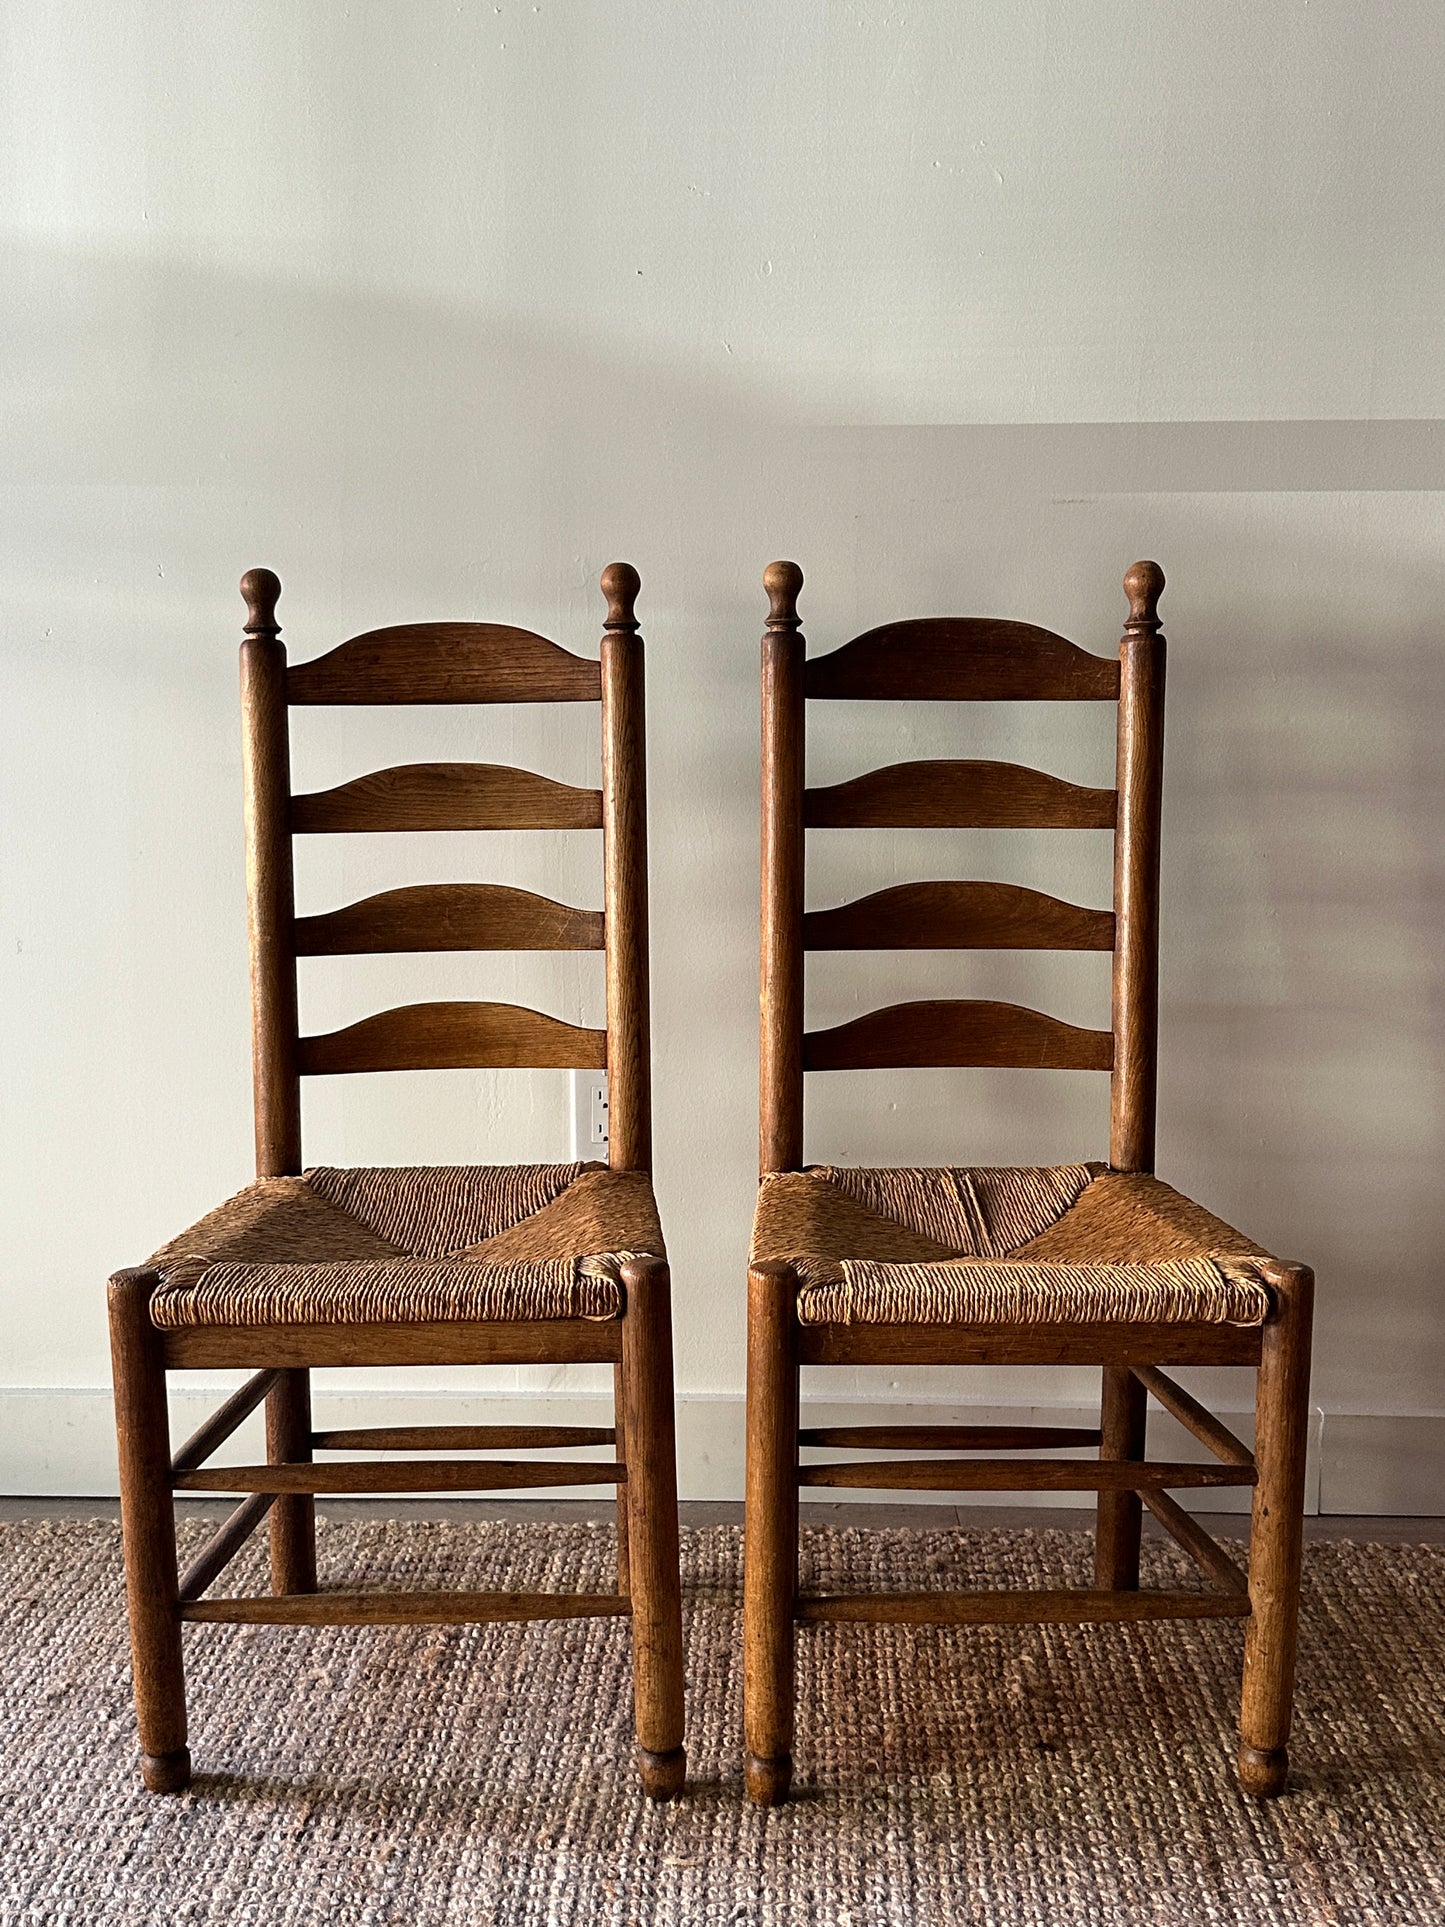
[570,1070,609,1160]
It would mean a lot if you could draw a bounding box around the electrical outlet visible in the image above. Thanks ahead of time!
[570,1070,609,1160]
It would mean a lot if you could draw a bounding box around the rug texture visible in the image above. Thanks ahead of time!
[2,1519,1442,1926]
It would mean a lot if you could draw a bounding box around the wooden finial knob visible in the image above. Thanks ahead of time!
[764,560,803,630]
[601,561,641,631]
[240,567,282,635]
[1123,560,1164,633]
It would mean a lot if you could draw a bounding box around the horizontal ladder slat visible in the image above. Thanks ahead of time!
[804,619,1120,702]
[290,762,603,833]
[798,1458,1256,1492]
[797,1424,1102,1451]
[177,1493,276,1602]
[176,1459,625,1494]
[311,1424,616,1451]
[796,1589,1251,1626]
[180,1590,631,1626]
[804,759,1118,829]
[1141,1489,1249,1596]
[294,885,603,956]
[1132,1365,1255,1467]
[288,625,602,706]
[803,999,1114,1072]
[298,1000,607,1075]
[803,882,1114,952]
[170,1369,282,1476]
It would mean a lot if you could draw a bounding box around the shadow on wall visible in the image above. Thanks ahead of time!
[1,238,1442,1413]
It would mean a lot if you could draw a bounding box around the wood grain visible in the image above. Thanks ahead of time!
[600,566,653,1173]
[311,1424,616,1451]
[1095,1364,1148,1589]
[1110,562,1167,1171]
[804,759,1117,829]
[798,1321,1265,1368]
[802,881,1114,952]
[1132,1363,1255,1467]
[163,1318,623,1370]
[293,884,603,956]
[297,1000,606,1075]
[797,1458,1255,1492]
[796,1589,1250,1626]
[176,1459,625,1494]
[290,762,604,833]
[619,1257,686,1798]
[759,564,806,1175]
[180,1591,631,1626]
[287,623,602,705]
[1140,1488,1249,1596]
[804,618,1120,702]
[1239,1264,1315,1796]
[240,593,302,1177]
[176,1493,276,1604]
[744,1261,801,1807]
[797,1424,1102,1451]
[108,1268,191,1792]
[802,998,1114,1072]
[169,1369,281,1476]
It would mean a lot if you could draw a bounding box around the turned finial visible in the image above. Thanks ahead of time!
[1123,560,1164,635]
[764,560,804,630]
[240,567,282,636]
[601,561,641,632]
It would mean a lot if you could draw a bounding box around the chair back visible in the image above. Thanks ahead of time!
[758,559,1165,1177]
[238,564,651,1177]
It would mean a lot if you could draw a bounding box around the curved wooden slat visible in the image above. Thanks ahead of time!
[294,884,604,956]
[290,763,603,833]
[803,882,1114,952]
[802,998,1114,1072]
[804,759,1117,829]
[804,619,1120,701]
[298,1000,607,1075]
[288,624,602,705]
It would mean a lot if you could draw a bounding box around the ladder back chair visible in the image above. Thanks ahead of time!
[109,564,685,1801]
[744,559,1313,1806]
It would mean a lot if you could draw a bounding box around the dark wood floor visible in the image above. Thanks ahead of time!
[4,1496,1443,1542]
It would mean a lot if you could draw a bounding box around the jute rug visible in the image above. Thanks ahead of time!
[2,1519,1442,1925]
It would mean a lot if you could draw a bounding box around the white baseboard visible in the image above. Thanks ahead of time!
[14,1387,1437,1513]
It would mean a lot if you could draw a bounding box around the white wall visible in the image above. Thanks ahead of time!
[3,1,1442,1505]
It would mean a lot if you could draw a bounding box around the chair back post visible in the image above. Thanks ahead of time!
[239,568,302,1177]
[599,564,652,1172]
[760,562,806,1176]
[1109,561,1167,1173]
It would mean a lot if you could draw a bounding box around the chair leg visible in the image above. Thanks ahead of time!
[613,1359,631,1595]
[620,1258,685,1800]
[1239,1263,1314,1797]
[108,1269,191,1793]
[266,1367,316,1593]
[743,1261,799,1806]
[1095,1365,1147,1588]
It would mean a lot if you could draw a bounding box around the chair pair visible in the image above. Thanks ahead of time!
[111,558,1312,1808]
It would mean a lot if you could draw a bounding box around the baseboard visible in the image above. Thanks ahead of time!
[10,1387,1431,1513]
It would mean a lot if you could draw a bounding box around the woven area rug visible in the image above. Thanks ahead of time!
[3,1520,1443,1925]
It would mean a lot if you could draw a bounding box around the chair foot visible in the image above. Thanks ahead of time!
[744,1749,792,1806]
[1238,1742,1289,1799]
[638,1744,685,1802]
[141,1747,192,1794]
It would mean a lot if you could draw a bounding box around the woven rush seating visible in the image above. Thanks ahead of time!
[147,1164,663,1328]
[750,1163,1273,1327]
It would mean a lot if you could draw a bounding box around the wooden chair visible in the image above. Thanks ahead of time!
[109,564,685,1800]
[743,559,1313,1806]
